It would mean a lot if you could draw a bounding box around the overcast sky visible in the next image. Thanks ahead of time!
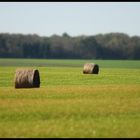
[0,2,140,37]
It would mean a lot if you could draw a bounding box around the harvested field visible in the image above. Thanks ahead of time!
[0,59,140,138]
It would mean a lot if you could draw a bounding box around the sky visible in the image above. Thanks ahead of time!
[0,2,140,37]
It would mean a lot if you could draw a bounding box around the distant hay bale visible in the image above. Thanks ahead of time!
[14,69,40,88]
[83,63,99,74]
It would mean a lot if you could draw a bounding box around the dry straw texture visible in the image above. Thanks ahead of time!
[14,69,40,88]
[83,63,99,74]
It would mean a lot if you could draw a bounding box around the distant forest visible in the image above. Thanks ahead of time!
[0,32,140,59]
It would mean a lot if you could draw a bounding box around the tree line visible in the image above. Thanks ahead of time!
[0,32,140,59]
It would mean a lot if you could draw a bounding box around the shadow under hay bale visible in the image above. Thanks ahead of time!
[83,63,99,74]
[14,69,40,88]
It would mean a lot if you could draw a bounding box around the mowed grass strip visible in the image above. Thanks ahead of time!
[0,67,140,87]
[0,85,140,137]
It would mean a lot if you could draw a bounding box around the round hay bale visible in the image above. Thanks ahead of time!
[83,63,99,74]
[14,69,40,88]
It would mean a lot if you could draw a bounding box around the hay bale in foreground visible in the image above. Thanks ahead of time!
[83,63,99,74]
[14,69,40,88]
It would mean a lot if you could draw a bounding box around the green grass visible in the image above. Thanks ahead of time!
[0,58,140,68]
[0,59,140,138]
